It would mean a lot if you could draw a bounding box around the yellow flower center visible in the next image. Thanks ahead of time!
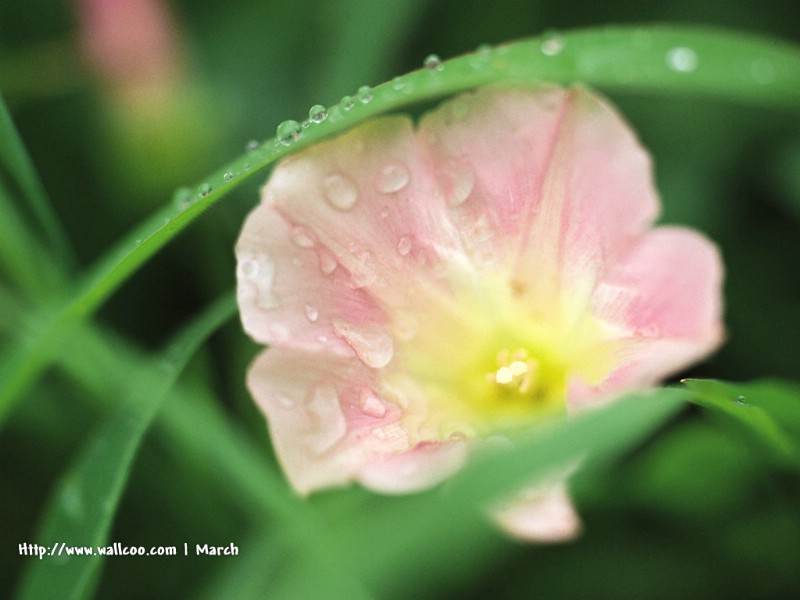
[390,270,616,440]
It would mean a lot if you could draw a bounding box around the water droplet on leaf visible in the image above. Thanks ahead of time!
[665,47,698,73]
[224,172,234,183]
[276,119,301,146]
[308,104,327,123]
[423,53,443,70]
[198,182,212,197]
[357,85,373,104]
[340,95,354,111]
[540,32,565,56]
[246,140,259,153]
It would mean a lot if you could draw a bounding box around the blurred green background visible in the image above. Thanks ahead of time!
[1,0,799,598]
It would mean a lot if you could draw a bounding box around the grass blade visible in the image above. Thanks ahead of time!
[0,92,74,270]
[14,294,236,600]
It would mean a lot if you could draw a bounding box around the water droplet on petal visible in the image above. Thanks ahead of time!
[665,47,698,73]
[340,95,355,111]
[307,385,346,454]
[224,172,234,183]
[304,304,319,322]
[350,252,376,288]
[375,161,410,194]
[333,320,394,368]
[290,225,315,248]
[396,236,412,256]
[308,104,327,123]
[423,53,443,70]
[239,254,278,309]
[276,119,301,145]
[317,248,338,275]
[240,258,258,278]
[443,158,475,207]
[278,396,295,408]
[323,173,359,210]
[357,85,373,104]
[198,182,213,197]
[540,32,565,56]
[393,312,419,341]
[359,388,387,418]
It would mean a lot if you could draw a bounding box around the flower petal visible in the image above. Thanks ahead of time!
[418,86,660,306]
[492,483,581,543]
[236,202,385,352]
[584,226,724,399]
[263,117,464,306]
[247,347,466,495]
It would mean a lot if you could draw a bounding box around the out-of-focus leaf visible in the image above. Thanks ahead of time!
[15,294,236,600]
[683,378,800,470]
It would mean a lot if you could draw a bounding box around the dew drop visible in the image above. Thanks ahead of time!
[173,187,193,208]
[540,32,565,56]
[350,252,376,288]
[243,163,251,171]
[323,173,359,210]
[240,258,258,278]
[246,139,259,153]
[197,182,212,197]
[665,47,698,73]
[333,320,394,368]
[276,119,301,146]
[224,171,234,183]
[239,254,278,309]
[443,158,475,207]
[290,225,315,248]
[391,77,405,91]
[307,385,346,454]
[304,304,319,322]
[375,161,410,194]
[359,388,387,418]
[423,53,443,70]
[449,431,467,441]
[396,236,412,256]
[393,312,418,341]
[317,248,338,275]
[469,43,492,69]
[340,95,355,111]
[357,85,373,104]
[135,238,143,247]
[307,105,327,124]
[278,396,296,408]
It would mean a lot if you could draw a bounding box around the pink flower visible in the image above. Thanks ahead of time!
[236,85,724,541]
